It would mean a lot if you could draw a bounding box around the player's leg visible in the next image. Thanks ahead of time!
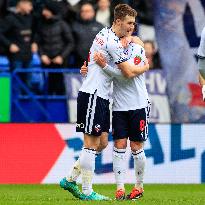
[67,131,108,181]
[60,91,90,198]
[199,73,205,101]
[97,132,109,153]
[112,111,129,200]
[78,93,110,200]
[63,117,109,197]
[61,133,109,200]
[61,92,110,200]
[126,106,149,200]
[79,134,99,196]
[113,139,127,200]
[128,141,145,200]
[67,132,108,184]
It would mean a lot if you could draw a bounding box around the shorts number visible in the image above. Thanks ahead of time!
[139,120,145,131]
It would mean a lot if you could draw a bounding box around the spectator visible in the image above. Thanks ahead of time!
[46,0,77,24]
[144,40,161,69]
[0,0,36,90]
[0,0,9,17]
[35,0,74,95]
[72,2,103,67]
[96,0,111,27]
[67,0,96,13]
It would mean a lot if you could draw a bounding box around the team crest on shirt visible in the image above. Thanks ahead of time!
[94,124,101,133]
[134,55,142,65]
[124,49,129,55]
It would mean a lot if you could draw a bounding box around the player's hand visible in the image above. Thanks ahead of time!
[80,61,88,76]
[94,52,107,68]
[9,44,20,53]
[144,58,149,71]
[41,55,51,65]
[131,36,144,47]
[53,56,63,65]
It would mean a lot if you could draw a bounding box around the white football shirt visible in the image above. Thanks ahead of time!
[79,27,128,100]
[198,27,205,58]
[107,43,149,111]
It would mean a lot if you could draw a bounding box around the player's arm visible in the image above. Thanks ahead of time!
[94,51,149,78]
[80,57,121,78]
[108,38,148,79]
[93,52,122,77]
[117,60,149,79]
[117,36,148,78]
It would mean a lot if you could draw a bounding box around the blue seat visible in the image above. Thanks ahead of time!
[0,55,9,72]
[31,53,41,67]
[0,55,9,67]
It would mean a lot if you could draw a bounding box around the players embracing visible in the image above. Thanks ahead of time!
[60,4,150,201]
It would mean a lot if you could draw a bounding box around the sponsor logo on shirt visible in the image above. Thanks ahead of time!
[95,36,104,46]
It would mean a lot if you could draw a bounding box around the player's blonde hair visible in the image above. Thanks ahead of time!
[114,4,137,21]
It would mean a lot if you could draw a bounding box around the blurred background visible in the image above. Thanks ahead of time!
[0,0,205,184]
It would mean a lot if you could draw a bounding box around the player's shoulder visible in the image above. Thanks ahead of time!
[131,36,144,48]
[97,27,109,37]
[128,41,145,59]
[130,41,145,53]
[93,27,109,47]
[108,31,122,49]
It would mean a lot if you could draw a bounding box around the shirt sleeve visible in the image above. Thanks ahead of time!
[103,64,123,77]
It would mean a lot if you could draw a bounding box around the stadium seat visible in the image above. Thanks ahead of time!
[31,53,41,67]
[0,55,9,72]
[0,55,9,66]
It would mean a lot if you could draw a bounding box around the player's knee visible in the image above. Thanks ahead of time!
[130,141,144,152]
[84,133,100,150]
[114,139,127,149]
[99,140,108,150]
[98,132,109,150]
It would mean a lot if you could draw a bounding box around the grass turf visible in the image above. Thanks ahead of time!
[0,184,205,205]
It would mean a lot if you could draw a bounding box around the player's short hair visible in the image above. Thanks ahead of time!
[114,4,137,21]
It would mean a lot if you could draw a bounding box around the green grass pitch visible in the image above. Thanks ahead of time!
[0,184,205,205]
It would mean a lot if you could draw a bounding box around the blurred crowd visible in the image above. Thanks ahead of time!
[0,0,161,95]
